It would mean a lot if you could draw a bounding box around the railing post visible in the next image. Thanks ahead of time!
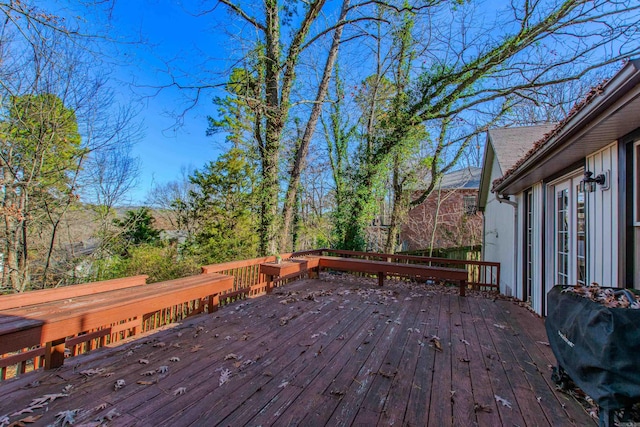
[45,338,66,370]
[459,279,466,297]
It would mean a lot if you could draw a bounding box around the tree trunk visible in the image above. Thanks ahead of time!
[279,0,350,252]
[384,154,406,254]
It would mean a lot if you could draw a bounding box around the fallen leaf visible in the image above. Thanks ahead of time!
[27,393,68,408]
[169,357,180,362]
[219,369,231,386]
[93,408,121,425]
[54,409,79,426]
[494,395,512,409]
[21,415,43,423]
[79,368,106,377]
[137,380,155,385]
[173,387,187,396]
[10,408,33,417]
[191,345,203,352]
[153,342,166,348]
[474,403,493,413]
[138,359,149,364]
[114,379,126,390]
[429,336,442,351]
[157,366,169,374]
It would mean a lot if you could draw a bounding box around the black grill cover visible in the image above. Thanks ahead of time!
[546,285,640,410]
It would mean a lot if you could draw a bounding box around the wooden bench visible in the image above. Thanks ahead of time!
[0,275,149,310]
[0,273,233,369]
[259,257,321,292]
[314,256,468,296]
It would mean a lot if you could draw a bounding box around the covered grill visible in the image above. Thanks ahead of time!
[546,285,640,426]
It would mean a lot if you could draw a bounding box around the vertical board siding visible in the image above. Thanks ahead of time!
[587,141,619,287]
[483,156,517,296]
[515,194,524,301]
[531,183,544,315]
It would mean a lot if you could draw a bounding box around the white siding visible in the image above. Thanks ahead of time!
[482,156,517,296]
[530,183,544,315]
[515,196,525,301]
[586,141,619,287]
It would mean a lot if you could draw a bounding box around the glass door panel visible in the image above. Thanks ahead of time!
[556,185,570,285]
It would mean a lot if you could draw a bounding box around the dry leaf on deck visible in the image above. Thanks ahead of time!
[494,395,512,409]
[474,403,492,413]
[173,387,187,396]
[219,369,231,386]
[54,409,79,426]
[429,336,442,351]
[79,368,105,377]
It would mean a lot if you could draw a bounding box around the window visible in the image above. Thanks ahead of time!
[556,187,570,285]
[463,195,477,215]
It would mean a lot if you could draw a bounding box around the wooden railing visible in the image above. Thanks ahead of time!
[0,273,232,380]
[319,249,499,291]
[0,248,498,381]
[200,249,324,304]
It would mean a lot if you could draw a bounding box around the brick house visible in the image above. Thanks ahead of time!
[399,167,482,252]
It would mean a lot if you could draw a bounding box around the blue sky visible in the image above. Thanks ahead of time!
[93,1,232,204]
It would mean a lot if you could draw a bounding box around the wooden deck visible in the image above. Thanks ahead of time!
[0,274,594,426]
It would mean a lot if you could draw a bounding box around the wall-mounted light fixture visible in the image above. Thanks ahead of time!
[579,170,608,193]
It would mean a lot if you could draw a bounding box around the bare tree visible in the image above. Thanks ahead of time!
[0,1,142,290]
[341,0,640,250]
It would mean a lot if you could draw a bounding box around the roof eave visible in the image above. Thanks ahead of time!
[494,59,640,195]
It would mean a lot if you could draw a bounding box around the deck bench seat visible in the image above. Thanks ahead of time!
[0,273,233,369]
[315,255,468,295]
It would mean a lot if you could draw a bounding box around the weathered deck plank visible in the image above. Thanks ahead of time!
[0,276,594,427]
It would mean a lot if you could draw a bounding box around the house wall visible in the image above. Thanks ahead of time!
[401,189,482,252]
[512,183,545,312]
[530,183,545,314]
[482,156,517,296]
[586,141,619,287]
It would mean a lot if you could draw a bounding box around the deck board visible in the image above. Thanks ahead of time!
[0,275,595,426]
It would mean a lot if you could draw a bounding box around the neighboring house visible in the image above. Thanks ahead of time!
[479,59,640,316]
[400,167,483,252]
